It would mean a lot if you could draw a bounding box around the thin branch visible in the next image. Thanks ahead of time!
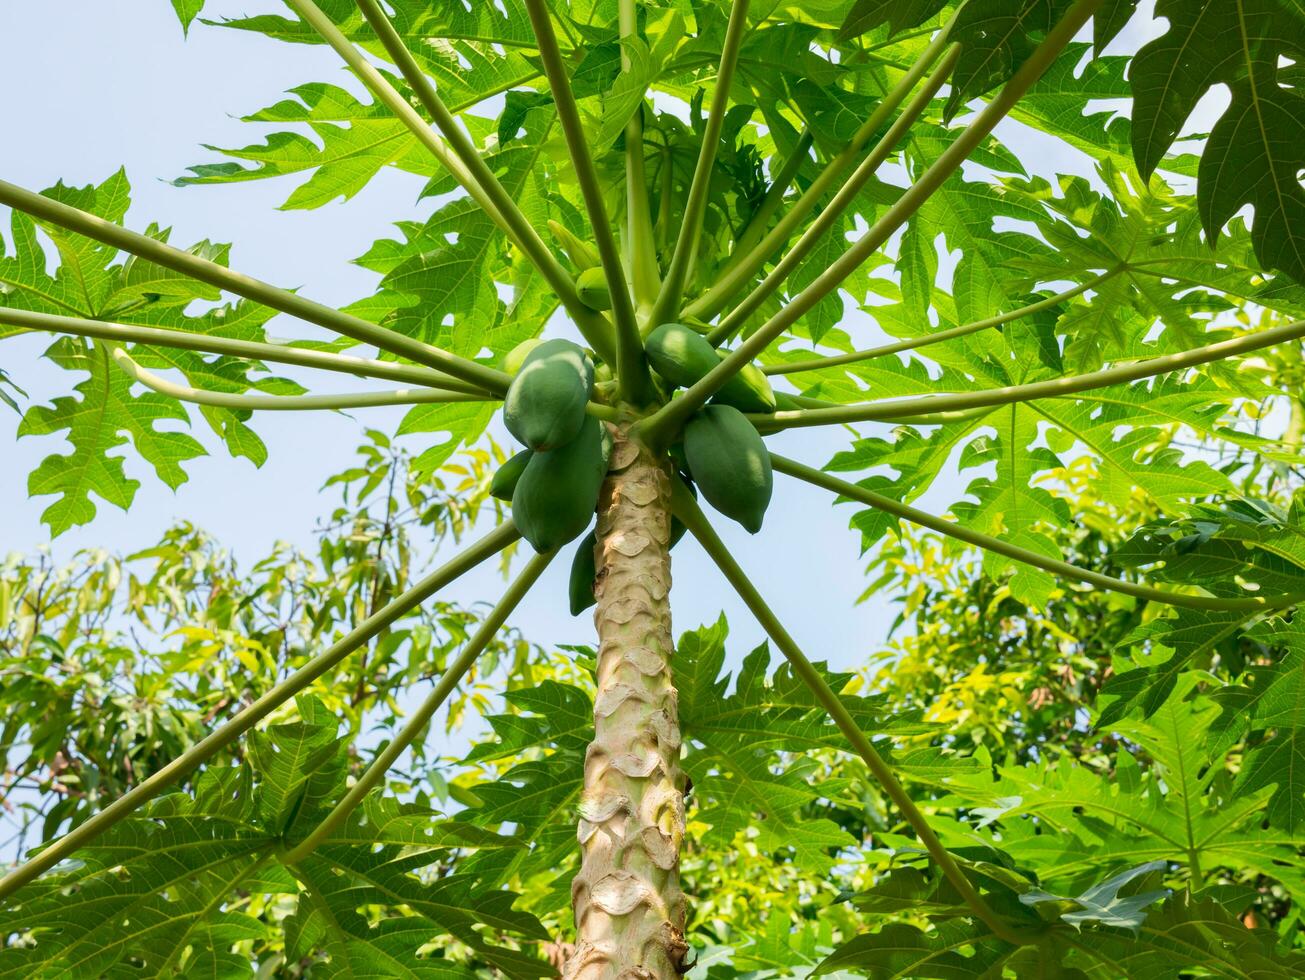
[111,348,493,411]
[622,0,662,314]
[0,179,510,394]
[708,41,960,345]
[669,478,1035,947]
[689,16,959,327]
[750,316,1305,430]
[763,265,1126,375]
[0,522,519,903]
[347,0,617,365]
[635,0,1099,445]
[649,0,752,327]
[0,307,492,394]
[771,454,1303,613]
[281,547,554,864]
[523,0,652,401]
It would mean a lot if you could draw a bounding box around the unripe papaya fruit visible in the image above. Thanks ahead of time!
[512,416,610,552]
[714,355,776,414]
[548,219,601,271]
[503,338,542,375]
[576,267,613,311]
[568,530,598,615]
[683,405,772,533]
[645,322,719,388]
[503,339,595,451]
[490,449,531,501]
[644,324,776,413]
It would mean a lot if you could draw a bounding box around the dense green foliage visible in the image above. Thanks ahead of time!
[4,0,1305,975]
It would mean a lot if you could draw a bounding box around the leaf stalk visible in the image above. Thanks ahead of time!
[0,522,519,903]
[669,479,1036,946]
[522,0,653,402]
[635,0,1101,444]
[111,348,493,411]
[648,0,752,327]
[751,316,1305,429]
[345,0,618,365]
[0,178,511,394]
[280,547,554,864]
[763,265,1127,376]
[771,454,1303,613]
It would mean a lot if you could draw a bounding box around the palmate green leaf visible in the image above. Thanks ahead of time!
[1003,166,1305,372]
[16,337,205,535]
[1211,617,1305,831]
[1072,896,1305,979]
[944,687,1305,900]
[174,81,441,210]
[0,696,542,978]
[0,171,310,534]
[814,919,1013,977]
[1131,0,1305,282]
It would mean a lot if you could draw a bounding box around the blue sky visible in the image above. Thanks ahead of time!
[0,4,1175,674]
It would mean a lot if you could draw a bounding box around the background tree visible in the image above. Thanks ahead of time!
[4,0,1305,975]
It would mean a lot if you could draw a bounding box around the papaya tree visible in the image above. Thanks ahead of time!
[4,0,1305,974]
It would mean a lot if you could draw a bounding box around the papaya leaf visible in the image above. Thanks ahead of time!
[1130,0,1305,281]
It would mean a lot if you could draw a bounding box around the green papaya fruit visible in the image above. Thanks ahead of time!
[490,449,531,501]
[503,339,595,451]
[713,354,776,414]
[576,266,613,311]
[548,218,601,271]
[645,322,719,388]
[512,416,610,552]
[503,338,542,375]
[568,530,598,615]
[683,405,773,533]
[644,324,776,413]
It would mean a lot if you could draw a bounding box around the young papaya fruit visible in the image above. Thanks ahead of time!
[576,266,613,311]
[548,218,601,271]
[503,338,542,375]
[645,322,719,389]
[713,354,776,414]
[568,530,598,616]
[683,404,773,533]
[503,339,595,451]
[512,415,610,552]
[490,449,532,501]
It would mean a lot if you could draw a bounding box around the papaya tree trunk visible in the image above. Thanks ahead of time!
[565,427,688,978]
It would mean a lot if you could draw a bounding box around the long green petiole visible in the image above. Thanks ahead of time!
[764,265,1127,376]
[523,0,652,402]
[281,548,554,864]
[0,178,511,394]
[635,0,1100,444]
[0,308,492,394]
[0,522,520,904]
[750,316,1305,430]
[111,349,495,411]
[622,0,662,315]
[689,17,960,329]
[708,41,960,345]
[771,454,1303,613]
[648,0,752,327]
[670,479,1036,947]
[347,0,618,366]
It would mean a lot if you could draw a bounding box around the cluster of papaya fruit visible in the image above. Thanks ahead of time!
[488,225,778,615]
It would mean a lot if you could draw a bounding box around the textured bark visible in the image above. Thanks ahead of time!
[564,428,687,978]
